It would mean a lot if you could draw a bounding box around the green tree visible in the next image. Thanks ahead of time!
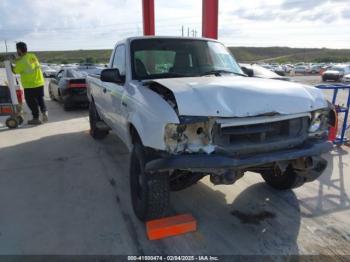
[85,57,95,64]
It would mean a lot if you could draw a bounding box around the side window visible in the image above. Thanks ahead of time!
[56,70,64,79]
[112,45,126,76]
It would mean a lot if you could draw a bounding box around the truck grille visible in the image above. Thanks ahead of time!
[213,117,309,156]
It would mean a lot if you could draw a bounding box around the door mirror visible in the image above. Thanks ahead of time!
[241,67,254,77]
[101,68,125,84]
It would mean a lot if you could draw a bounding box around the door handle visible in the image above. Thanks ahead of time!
[103,88,107,93]
[122,101,127,107]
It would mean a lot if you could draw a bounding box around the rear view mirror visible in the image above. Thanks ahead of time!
[101,68,125,84]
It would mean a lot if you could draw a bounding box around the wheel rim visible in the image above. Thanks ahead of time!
[7,119,17,128]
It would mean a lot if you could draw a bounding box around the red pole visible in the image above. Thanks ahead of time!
[202,0,219,39]
[142,0,155,35]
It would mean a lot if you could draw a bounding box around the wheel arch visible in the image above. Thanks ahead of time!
[129,123,141,145]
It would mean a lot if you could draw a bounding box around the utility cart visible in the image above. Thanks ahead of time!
[316,83,350,146]
[0,60,24,129]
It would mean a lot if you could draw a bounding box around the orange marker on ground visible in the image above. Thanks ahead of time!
[146,214,197,240]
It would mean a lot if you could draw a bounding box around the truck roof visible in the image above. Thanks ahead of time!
[116,36,220,45]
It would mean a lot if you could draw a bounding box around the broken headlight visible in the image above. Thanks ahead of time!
[164,119,216,154]
[308,108,330,136]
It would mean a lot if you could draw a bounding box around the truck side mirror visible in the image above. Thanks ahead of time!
[241,67,254,77]
[101,68,125,84]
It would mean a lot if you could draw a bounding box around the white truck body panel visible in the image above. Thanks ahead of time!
[153,76,327,117]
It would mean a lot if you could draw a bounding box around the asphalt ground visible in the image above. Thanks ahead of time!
[0,70,349,256]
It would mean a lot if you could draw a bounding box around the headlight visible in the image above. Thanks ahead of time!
[164,119,215,154]
[308,109,330,135]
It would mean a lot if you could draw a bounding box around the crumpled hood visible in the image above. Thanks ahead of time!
[153,76,328,117]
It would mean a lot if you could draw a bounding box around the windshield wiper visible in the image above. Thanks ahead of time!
[159,72,188,78]
[200,70,246,77]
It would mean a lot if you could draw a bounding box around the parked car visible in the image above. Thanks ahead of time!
[294,65,308,74]
[311,64,322,74]
[87,36,333,221]
[322,65,350,82]
[48,67,100,110]
[342,74,350,82]
[41,65,57,78]
[261,64,285,76]
[272,65,286,76]
[240,63,291,81]
[282,64,293,73]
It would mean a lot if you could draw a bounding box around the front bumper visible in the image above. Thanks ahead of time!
[145,141,332,172]
[62,89,88,104]
[323,74,340,81]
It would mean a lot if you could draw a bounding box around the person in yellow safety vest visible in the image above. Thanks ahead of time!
[12,42,48,125]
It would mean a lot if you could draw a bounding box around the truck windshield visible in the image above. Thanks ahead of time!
[131,38,243,80]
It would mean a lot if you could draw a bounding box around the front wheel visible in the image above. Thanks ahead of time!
[261,166,306,190]
[17,115,24,125]
[89,101,109,139]
[49,86,56,101]
[6,117,18,129]
[130,143,170,221]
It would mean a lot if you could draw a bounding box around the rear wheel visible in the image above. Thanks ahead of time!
[6,117,18,129]
[17,115,24,125]
[89,101,109,139]
[261,165,305,190]
[130,142,170,221]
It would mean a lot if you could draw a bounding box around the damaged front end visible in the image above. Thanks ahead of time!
[145,81,332,189]
[164,117,216,154]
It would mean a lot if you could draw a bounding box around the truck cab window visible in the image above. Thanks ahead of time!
[112,45,126,76]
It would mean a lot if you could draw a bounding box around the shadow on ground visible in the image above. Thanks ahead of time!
[171,181,301,255]
[0,130,301,255]
[298,147,350,218]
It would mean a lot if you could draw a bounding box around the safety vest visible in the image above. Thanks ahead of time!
[14,53,45,89]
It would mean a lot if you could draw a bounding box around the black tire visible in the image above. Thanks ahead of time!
[130,143,170,221]
[6,117,18,129]
[89,101,109,139]
[49,86,56,101]
[261,166,305,190]
[17,115,24,125]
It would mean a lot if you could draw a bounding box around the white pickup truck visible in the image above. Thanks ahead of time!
[87,36,334,221]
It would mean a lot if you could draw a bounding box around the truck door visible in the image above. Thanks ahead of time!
[50,70,64,99]
[103,44,127,139]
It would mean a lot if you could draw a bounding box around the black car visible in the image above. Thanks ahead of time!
[48,67,101,110]
[322,66,350,82]
[240,63,291,81]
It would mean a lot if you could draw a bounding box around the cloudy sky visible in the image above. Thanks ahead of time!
[0,0,349,52]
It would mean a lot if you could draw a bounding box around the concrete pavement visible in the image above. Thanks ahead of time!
[0,73,350,255]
